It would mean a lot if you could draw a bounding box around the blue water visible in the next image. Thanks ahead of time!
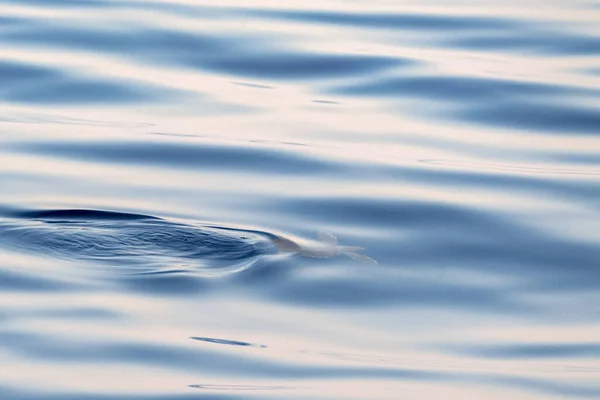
[1,1,599,398]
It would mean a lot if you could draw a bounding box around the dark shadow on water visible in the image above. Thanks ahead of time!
[461,101,600,135]
[203,53,406,80]
[449,31,600,56]
[0,61,191,105]
[0,269,76,292]
[251,9,519,31]
[330,75,597,101]
[10,140,340,175]
[190,336,267,349]
[442,342,600,359]
[14,209,161,221]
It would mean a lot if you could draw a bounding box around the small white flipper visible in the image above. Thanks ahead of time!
[272,231,376,263]
[343,251,378,264]
[318,232,338,245]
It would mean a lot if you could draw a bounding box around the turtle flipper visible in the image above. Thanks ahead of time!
[343,250,378,264]
[318,232,338,245]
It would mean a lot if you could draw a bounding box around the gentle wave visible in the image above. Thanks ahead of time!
[1,0,599,399]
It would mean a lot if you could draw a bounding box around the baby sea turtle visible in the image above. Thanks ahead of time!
[272,232,377,264]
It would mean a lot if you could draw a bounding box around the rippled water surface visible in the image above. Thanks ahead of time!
[1,1,599,399]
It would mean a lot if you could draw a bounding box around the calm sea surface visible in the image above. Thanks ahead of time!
[1,1,599,399]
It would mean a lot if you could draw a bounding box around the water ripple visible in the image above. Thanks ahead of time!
[9,139,340,174]
[0,60,189,105]
[446,342,600,359]
[190,336,267,349]
[449,30,600,56]
[252,9,520,31]
[0,209,273,277]
[1,1,599,398]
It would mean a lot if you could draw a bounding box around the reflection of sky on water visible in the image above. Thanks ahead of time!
[1,0,599,398]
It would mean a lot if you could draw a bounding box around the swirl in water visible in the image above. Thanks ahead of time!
[0,209,376,276]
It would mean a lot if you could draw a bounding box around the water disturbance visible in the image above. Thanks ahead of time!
[0,0,599,399]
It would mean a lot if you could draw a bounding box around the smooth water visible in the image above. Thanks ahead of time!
[1,1,599,399]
